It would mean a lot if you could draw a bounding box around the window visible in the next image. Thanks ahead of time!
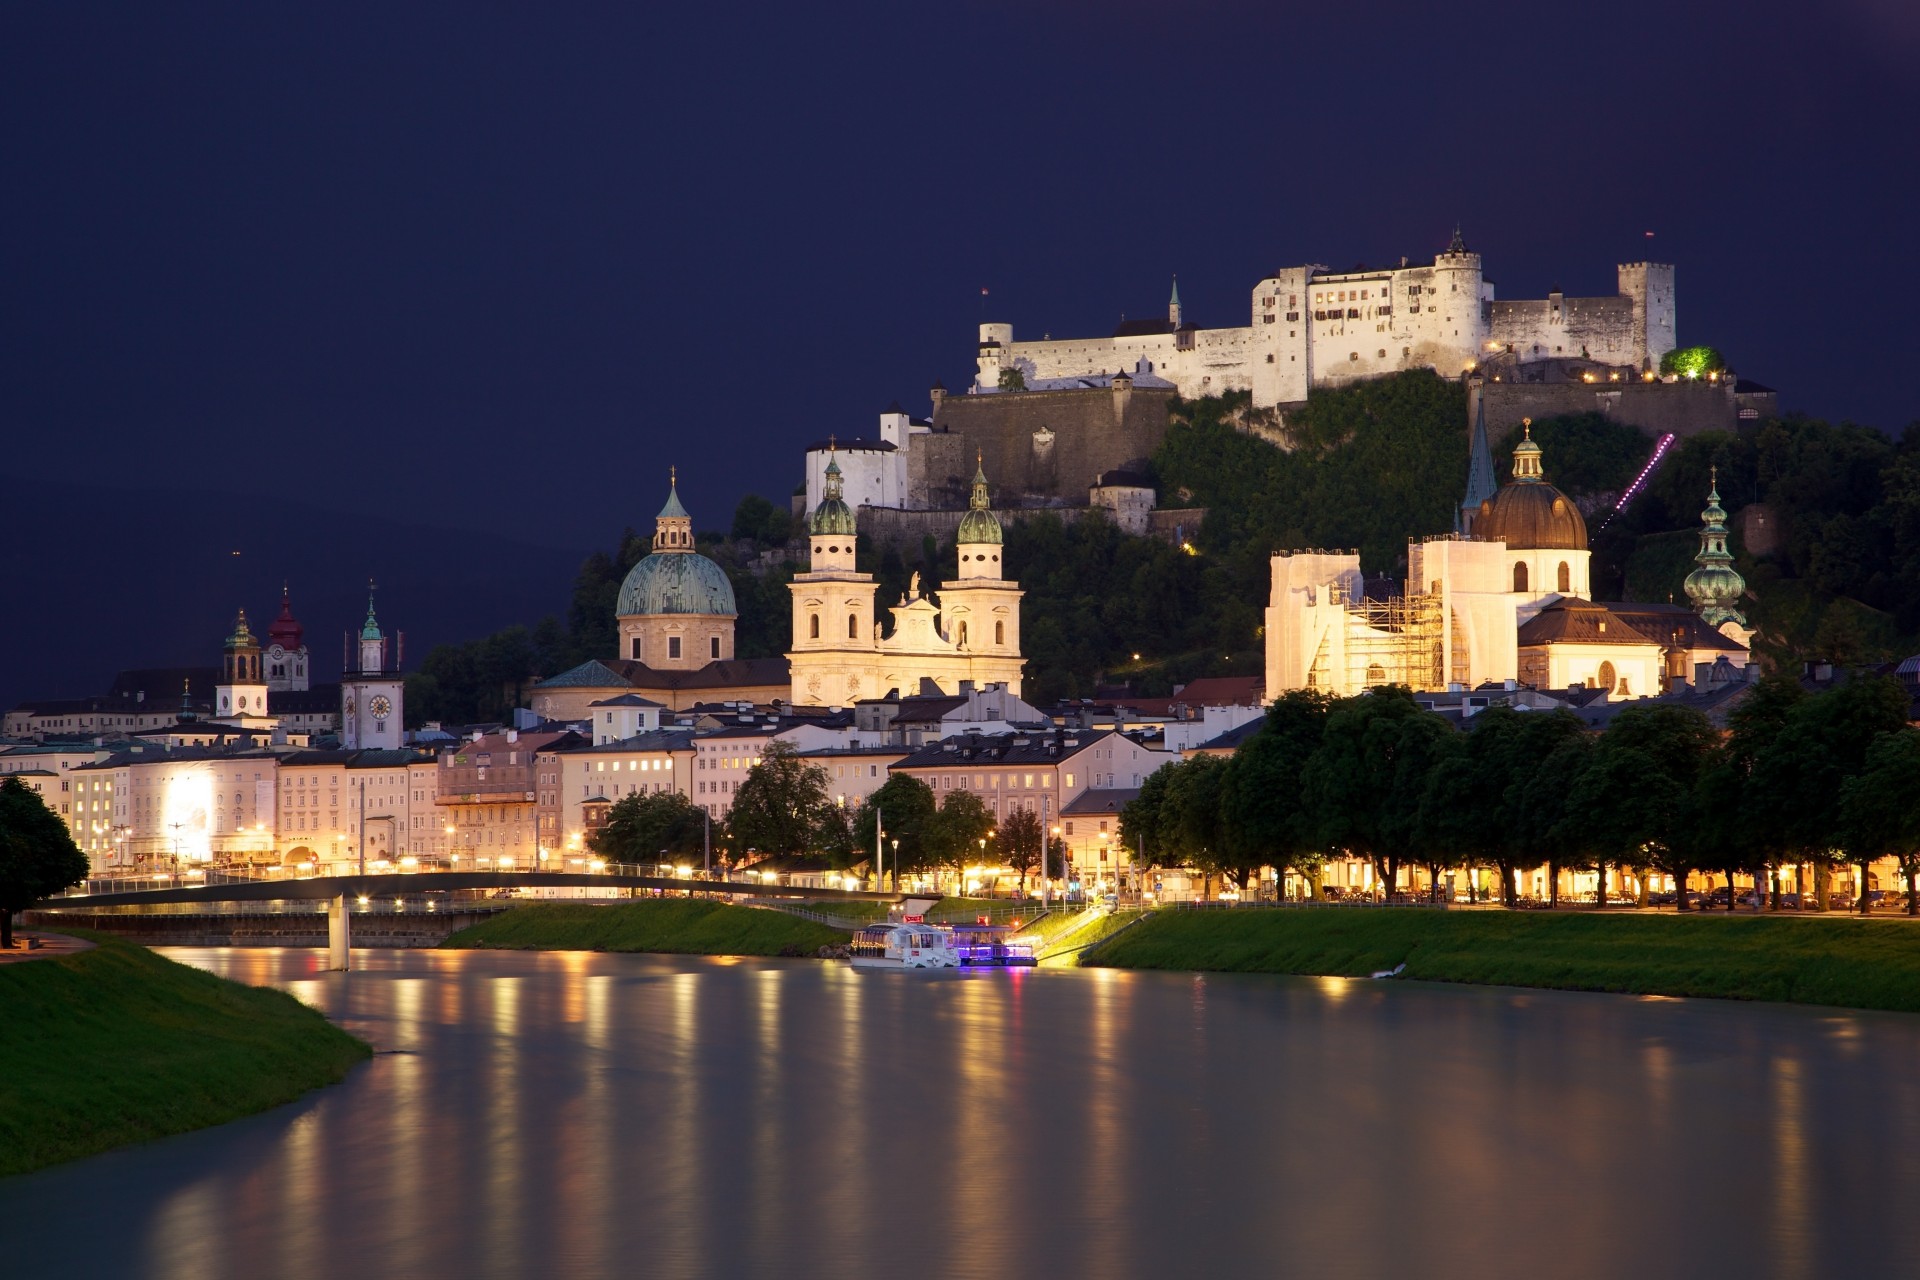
[994,621,1004,645]
[1513,562,1529,592]
[668,636,682,660]
[1557,561,1571,594]
[631,638,642,659]
[711,635,721,659]
[1597,661,1617,694]
[809,614,820,640]
[957,621,968,647]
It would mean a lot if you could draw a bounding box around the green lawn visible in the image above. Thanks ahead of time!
[1087,908,1920,1012]
[0,934,370,1179]
[441,899,849,957]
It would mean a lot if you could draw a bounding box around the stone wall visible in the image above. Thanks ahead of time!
[924,384,1178,504]
[1479,379,1774,441]
[855,504,1209,554]
[25,907,503,947]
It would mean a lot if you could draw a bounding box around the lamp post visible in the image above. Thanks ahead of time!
[1048,826,1060,908]
[891,839,900,894]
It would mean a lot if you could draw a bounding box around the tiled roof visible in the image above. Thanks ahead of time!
[1516,601,1662,648]
[1190,719,1265,753]
[1061,787,1139,816]
[896,728,1114,769]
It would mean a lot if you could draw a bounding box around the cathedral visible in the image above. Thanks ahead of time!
[787,454,1025,705]
[1265,408,1750,701]
[531,467,1027,718]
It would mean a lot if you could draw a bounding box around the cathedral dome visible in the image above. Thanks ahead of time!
[225,609,260,651]
[617,550,736,618]
[811,456,858,536]
[1473,424,1588,552]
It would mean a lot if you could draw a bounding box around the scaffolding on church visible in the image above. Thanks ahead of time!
[1303,580,1447,695]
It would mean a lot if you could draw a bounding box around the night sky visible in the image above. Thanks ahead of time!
[4,2,1916,709]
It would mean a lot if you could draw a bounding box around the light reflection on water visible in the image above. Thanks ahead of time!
[4,949,1920,1280]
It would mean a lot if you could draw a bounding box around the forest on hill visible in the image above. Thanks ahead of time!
[405,371,1920,723]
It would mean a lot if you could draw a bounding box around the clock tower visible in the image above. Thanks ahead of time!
[214,608,274,725]
[341,586,405,749]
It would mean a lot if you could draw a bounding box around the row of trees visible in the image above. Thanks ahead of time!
[1121,676,1920,914]
[586,743,1065,892]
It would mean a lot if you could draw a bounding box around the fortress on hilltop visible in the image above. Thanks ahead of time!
[973,230,1675,409]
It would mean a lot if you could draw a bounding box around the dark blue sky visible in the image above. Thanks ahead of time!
[3,2,1916,704]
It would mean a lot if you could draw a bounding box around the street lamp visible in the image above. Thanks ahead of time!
[1049,826,1061,907]
[891,839,900,893]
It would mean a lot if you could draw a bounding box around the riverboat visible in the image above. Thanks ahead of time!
[850,921,960,969]
[950,922,1036,968]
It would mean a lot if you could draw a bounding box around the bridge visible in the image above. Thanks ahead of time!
[39,867,914,971]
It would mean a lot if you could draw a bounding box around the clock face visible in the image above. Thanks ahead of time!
[370,695,393,721]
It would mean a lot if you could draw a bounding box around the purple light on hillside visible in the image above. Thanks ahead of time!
[1598,433,1675,531]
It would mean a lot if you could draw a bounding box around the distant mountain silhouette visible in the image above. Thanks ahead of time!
[0,473,589,717]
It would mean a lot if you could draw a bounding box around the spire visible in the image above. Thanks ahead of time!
[657,467,691,521]
[360,580,383,641]
[1446,225,1468,255]
[1168,275,1183,327]
[1510,419,1545,483]
[1684,465,1747,627]
[652,470,694,551]
[269,582,304,651]
[1458,396,1497,532]
[225,607,257,649]
[971,452,990,508]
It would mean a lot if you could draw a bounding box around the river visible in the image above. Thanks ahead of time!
[4,948,1919,1279]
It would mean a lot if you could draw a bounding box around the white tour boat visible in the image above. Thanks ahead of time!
[849,921,960,969]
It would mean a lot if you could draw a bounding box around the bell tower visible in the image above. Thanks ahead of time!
[215,608,271,723]
[341,583,405,748]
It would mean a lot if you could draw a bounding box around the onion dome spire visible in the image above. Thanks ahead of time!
[810,444,858,536]
[957,453,1002,545]
[1684,466,1747,627]
[225,607,258,651]
[268,583,304,651]
[360,581,383,641]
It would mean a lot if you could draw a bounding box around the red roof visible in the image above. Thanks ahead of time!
[267,586,304,651]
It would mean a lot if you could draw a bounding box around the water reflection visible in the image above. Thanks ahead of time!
[4,951,1920,1280]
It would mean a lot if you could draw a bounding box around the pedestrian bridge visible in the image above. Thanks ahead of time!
[38,867,915,971]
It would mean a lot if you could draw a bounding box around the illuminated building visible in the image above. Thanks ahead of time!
[341,589,404,749]
[787,456,1025,706]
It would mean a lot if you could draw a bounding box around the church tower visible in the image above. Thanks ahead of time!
[1684,468,1748,631]
[215,609,271,723]
[264,584,310,691]
[939,461,1025,683]
[1168,275,1183,328]
[787,453,882,706]
[341,586,405,748]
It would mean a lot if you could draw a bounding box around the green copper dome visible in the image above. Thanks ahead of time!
[1684,468,1747,627]
[956,461,1002,545]
[225,609,259,650]
[617,549,737,617]
[811,456,858,537]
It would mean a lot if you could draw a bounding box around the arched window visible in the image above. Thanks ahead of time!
[848,614,859,639]
[957,621,969,648]
[995,621,1005,645]
[1597,661,1617,694]
[1557,561,1571,594]
[809,614,820,640]
[1513,561,1529,592]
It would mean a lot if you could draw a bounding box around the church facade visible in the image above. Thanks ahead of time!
[1265,413,1749,702]
[787,456,1025,706]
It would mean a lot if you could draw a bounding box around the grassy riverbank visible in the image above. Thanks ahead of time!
[441,899,849,957]
[0,934,369,1179]
[1086,908,1920,1013]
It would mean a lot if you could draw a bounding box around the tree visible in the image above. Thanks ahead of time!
[726,742,834,864]
[731,494,793,547]
[1522,734,1594,908]
[1301,687,1454,901]
[0,778,88,948]
[587,791,708,866]
[1571,704,1720,909]
[1119,763,1175,866]
[1220,691,1332,893]
[997,366,1026,391]
[854,774,937,887]
[1751,676,1909,911]
[1722,675,1808,908]
[930,790,994,891]
[1840,730,1920,917]
[1001,808,1043,893]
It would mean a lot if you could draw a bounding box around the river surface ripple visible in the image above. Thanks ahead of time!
[4,948,1920,1279]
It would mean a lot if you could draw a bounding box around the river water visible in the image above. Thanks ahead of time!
[4,948,1919,1279]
